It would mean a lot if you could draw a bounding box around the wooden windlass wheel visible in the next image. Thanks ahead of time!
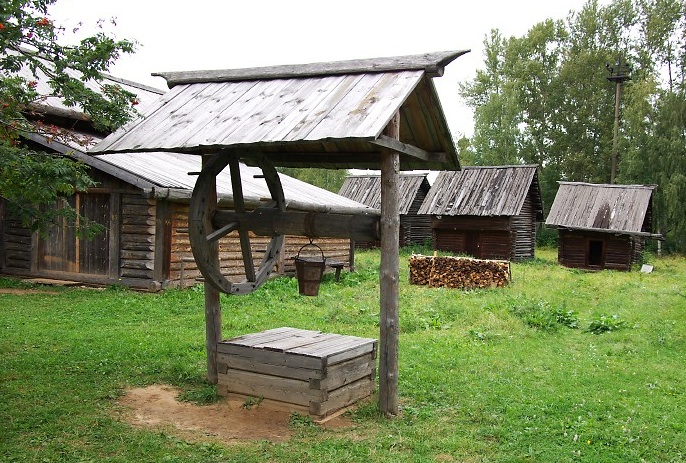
[189,154,285,295]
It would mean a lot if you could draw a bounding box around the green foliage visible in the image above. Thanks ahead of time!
[461,0,686,252]
[276,167,349,193]
[508,297,580,331]
[1,0,137,233]
[1,248,686,461]
[585,313,629,334]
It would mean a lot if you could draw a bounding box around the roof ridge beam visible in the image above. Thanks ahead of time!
[154,50,470,87]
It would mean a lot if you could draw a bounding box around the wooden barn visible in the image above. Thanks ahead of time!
[418,165,543,261]
[0,146,366,290]
[545,182,661,271]
[338,173,432,247]
[0,64,367,290]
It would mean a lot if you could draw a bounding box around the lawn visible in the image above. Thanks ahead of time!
[1,247,685,462]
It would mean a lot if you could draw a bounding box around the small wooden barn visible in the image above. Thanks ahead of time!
[418,165,543,261]
[0,146,365,290]
[338,173,432,247]
[545,182,660,271]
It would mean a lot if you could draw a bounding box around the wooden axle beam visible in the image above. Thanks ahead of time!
[212,209,381,242]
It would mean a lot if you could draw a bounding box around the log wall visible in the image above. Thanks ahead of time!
[431,195,538,262]
[558,230,634,271]
[119,194,157,281]
[168,204,353,288]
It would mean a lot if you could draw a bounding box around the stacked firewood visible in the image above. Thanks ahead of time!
[408,254,510,289]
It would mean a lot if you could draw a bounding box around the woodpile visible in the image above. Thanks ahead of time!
[409,254,510,289]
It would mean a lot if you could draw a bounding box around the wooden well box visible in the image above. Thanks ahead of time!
[216,327,377,419]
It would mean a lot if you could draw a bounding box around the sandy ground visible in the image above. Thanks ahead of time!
[116,384,354,443]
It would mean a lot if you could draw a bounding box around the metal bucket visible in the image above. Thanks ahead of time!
[294,242,326,296]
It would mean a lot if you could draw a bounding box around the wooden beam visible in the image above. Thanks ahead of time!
[379,111,400,417]
[155,50,470,87]
[370,135,447,163]
[212,210,380,242]
[202,154,222,384]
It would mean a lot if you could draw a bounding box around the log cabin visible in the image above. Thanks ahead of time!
[545,182,661,271]
[418,165,543,261]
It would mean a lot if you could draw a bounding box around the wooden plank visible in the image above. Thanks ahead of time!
[303,72,384,141]
[216,353,324,381]
[313,354,376,391]
[223,327,316,347]
[216,344,323,370]
[159,81,257,148]
[310,376,376,417]
[218,369,323,406]
[155,50,469,86]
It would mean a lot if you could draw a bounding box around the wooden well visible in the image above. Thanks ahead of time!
[216,327,377,419]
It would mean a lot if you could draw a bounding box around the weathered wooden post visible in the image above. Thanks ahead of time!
[379,111,400,416]
[202,154,221,384]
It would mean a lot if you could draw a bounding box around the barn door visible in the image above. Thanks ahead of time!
[38,193,110,275]
[587,239,605,268]
[465,232,481,258]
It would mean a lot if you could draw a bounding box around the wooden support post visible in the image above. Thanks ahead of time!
[202,154,222,384]
[379,111,400,416]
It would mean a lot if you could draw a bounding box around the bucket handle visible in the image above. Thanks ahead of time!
[296,239,324,260]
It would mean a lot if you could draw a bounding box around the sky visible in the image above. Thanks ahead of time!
[47,0,596,141]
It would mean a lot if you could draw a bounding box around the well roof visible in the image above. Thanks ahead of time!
[91,51,468,171]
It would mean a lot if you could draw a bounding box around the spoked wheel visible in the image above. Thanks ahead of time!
[189,153,285,295]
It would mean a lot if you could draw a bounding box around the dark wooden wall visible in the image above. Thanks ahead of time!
[168,204,354,289]
[429,193,538,261]
[558,229,636,271]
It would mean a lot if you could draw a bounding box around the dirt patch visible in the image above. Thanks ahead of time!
[117,385,354,443]
[0,288,59,295]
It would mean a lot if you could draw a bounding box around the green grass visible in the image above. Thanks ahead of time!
[1,247,685,462]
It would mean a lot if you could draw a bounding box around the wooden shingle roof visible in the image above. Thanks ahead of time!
[545,182,657,236]
[338,174,430,215]
[418,165,543,218]
[91,51,468,171]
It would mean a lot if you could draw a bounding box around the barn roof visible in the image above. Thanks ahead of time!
[8,48,164,121]
[91,50,468,171]
[545,182,656,236]
[338,173,431,215]
[418,165,543,218]
[27,131,373,214]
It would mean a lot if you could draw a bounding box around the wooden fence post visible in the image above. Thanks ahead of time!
[379,111,400,416]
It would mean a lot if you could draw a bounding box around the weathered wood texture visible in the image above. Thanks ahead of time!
[557,229,640,271]
[546,182,656,236]
[422,166,543,261]
[409,254,511,289]
[378,113,400,417]
[216,327,377,419]
[419,165,543,218]
[156,50,469,85]
[168,204,353,288]
[338,173,431,247]
[92,52,466,171]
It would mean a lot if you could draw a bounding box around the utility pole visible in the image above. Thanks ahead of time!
[606,56,631,184]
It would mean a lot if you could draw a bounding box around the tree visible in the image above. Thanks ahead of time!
[0,0,137,234]
[461,0,686,252]
[276,167,348,193]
